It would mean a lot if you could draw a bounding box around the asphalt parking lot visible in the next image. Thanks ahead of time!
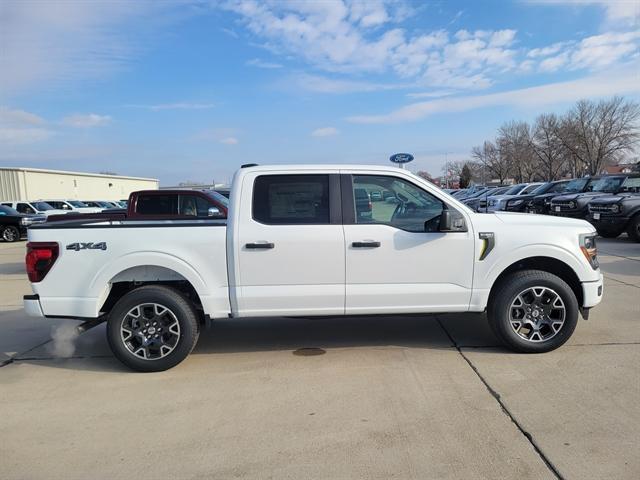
[0,237,638,480]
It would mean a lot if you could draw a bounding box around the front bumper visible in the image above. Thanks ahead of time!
[582,274,604,308]
[588,214,630,229]
[23,294,44,317]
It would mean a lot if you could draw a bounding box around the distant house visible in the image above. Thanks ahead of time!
[602,162,638,175]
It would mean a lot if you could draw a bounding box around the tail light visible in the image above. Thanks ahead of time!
[26,242,59,282]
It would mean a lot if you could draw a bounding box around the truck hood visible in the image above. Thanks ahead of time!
[552,192,607,202]
[493,211,593,229]
[588,193,638,204]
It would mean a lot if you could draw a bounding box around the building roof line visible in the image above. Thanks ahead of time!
[0,167,158,182]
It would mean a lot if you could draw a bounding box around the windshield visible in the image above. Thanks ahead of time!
[0,205,20,215]
[521,184,542,194]
[589,177,624,193]
[564,178,589,192]
[32,201,54,210]
[504,184,526,195]
[68,201,89,208]
[489,187,510,196]
[529,183,551,195]
[205,190,229,207]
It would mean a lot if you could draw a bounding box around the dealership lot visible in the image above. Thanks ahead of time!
[0,238,638,479]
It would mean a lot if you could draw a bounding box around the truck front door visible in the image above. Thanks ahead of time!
[234,172,345,316]
[342,173,474,314]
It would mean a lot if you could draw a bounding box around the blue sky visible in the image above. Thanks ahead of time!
[1,0,638,185]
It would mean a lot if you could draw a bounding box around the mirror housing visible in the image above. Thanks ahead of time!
[207,207,224,218]
[439,208,466,232]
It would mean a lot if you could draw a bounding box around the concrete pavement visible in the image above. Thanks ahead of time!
[0,239,638,479]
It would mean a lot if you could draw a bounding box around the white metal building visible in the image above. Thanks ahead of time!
[0,167,158,202]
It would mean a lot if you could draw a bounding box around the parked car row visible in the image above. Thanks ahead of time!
[448,173,640,241]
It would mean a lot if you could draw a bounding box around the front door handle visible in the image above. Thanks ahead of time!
[352,241,380,248]
[245,242,275,249]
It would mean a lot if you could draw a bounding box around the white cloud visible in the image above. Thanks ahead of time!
[224,1,520,91]
[569,31,640,69]
[285,73,410,94]
[311,127,339,137]
[523,1,639,26]
[527,42,569,58]
[219,137,239,145]
[347,67,640,124]
[406,90,457,99]
[246,58,283,69]
[61,113,112,128]
[126,103,215,111]
[0,106,53,145]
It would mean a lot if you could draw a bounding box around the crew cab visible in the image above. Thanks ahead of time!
[550,174,639,219]
[0,205,45,242]
[23,164,604,372]
[588,184,640,241]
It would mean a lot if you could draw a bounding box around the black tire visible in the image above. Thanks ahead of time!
[627,214,640,242]
[487,270,579,353]
[1,225,20,242]
[596,227,621,238]
[107,285,199,372]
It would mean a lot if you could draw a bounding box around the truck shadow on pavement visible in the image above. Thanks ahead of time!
[8,313,505,373]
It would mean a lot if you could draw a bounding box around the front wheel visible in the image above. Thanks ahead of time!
[107,285,199,372]
[627,214,640,242]
[1,226,20,242]
[488,270,579,353]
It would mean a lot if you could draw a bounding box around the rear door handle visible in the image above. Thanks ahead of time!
[245,242,275,249]
[352,241,380,248]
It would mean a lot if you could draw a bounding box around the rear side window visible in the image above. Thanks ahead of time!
[178,195,214,217]
[253,175,330,225]
[136,194,178,215]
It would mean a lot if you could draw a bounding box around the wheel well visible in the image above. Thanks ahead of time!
[488,256,583,307]
[99,266,203,318]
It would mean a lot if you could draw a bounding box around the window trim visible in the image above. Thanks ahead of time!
[251,173,341,226]
[341,173,466,233]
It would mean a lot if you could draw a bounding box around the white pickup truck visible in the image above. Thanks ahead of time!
[23,164,603,371]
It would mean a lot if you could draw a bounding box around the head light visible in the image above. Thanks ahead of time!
[611,203,620,213]
[579,233,598,270]
[568,201,576,209]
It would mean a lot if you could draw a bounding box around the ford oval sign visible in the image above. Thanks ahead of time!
[389,153,414,164]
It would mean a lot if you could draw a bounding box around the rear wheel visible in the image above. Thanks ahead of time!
[627,214,640,242]
[488,270,579,353]
[107,285,199,372]
[1,226,20,242]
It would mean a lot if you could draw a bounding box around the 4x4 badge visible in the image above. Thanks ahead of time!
[66,242,107,251]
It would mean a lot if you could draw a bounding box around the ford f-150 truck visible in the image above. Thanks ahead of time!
[23,164,604,371]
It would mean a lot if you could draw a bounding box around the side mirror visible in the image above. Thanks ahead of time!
[439,209,452,231]
[439,208,467,232]
[207,207,224,218]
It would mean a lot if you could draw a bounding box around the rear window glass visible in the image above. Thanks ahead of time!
[253,175,330,225]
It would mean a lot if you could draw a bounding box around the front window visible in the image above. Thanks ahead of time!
[68,201,88,208]
[0,205,19,215]
[590,177,624,193]
[619,177,640,193]
[352,175,446,232]
[252,174,330,225]
[178,195,217,217]
[521,184,542,194]
[204,190,229,208]
[16,203,36,214]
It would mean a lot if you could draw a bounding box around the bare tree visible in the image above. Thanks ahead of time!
[498,120,538,182]
[529,113,567,180]
[472,141,511,184]
[557,97,640,175]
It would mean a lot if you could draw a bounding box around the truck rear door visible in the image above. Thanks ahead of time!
[233,172,345,316]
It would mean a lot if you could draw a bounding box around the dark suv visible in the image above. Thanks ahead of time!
[587,176,640,241]
[550,174,639,219]
[501,180,570,213]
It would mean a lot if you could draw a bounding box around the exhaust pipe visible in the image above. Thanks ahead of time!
[76,317,106,334]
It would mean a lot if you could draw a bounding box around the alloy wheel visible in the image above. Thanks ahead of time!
[120,303,181,360]
[508,286,566,342]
